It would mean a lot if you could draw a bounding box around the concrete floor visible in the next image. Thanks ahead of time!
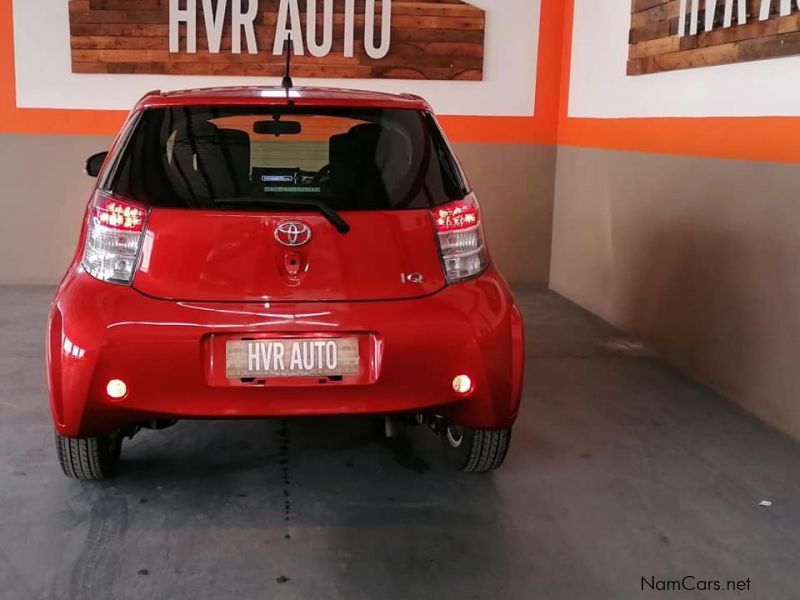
[1,286,799,599]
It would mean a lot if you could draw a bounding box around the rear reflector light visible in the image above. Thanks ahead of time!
[106,379,128,399]
[452,374,474,396]
[81,192,147,285]
[431,193,488,283]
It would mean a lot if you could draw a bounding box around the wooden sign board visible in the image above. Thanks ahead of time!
[69,0,485,81]
[628,0,800,75]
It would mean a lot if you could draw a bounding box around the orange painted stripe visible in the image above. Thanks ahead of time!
[557,0,574,128]
[560,117,800,164]
[531,0,566,140]
[438,116,550,145]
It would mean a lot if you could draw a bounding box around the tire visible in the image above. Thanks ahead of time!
[441,424,512,473]
[55,431,122,480]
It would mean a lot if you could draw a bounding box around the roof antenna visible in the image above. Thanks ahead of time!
[282,35,294,104]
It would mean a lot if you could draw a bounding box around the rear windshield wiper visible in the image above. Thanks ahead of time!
[214,197,350,234]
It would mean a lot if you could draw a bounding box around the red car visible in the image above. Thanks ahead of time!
[47,86,524,479]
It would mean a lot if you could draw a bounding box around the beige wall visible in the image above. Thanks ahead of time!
[0,134,110,284]
[551,145,800,439]
[456,143,555,285]
[0,135,554,286]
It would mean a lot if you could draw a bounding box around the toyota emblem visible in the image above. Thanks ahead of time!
[274,221,312,247]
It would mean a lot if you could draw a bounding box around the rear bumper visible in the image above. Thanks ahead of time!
[47,270,524,437]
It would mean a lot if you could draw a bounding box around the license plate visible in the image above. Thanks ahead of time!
[225,338,360,379]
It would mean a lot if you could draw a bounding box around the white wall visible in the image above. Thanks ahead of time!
[569,0,800,118]
[13,0,540,117]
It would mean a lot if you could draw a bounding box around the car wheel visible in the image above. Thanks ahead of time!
[441,424,512,473]
[55,431,122,480]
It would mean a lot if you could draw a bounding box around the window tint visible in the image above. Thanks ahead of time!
[110,106,467,211]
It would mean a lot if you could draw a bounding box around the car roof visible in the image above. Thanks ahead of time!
[135,86,432,111]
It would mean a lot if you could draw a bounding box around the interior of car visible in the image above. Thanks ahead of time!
[163,115,416,210]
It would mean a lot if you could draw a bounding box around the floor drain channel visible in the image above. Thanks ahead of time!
[277,419,291,529]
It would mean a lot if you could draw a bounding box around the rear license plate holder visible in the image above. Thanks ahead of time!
[225,337,359,379]
[206,333,379,387]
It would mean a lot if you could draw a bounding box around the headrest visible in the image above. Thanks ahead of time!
[214,128,252,190]
[348,123,382,152]
[215,128,250,145]
[177,120,219,141]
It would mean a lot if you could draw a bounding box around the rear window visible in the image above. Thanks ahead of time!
[109,106,467,211]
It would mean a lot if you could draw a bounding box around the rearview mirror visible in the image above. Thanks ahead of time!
[85,151,108,178]
[253,120,302,136]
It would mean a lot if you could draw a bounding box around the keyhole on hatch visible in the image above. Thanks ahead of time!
[285,252,302,277]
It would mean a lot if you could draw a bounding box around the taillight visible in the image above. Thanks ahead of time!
[81,192,148,285]
[431,193,488,283]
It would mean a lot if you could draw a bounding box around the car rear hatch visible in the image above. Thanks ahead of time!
[106,103,469,303]
[133,208,445,302]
